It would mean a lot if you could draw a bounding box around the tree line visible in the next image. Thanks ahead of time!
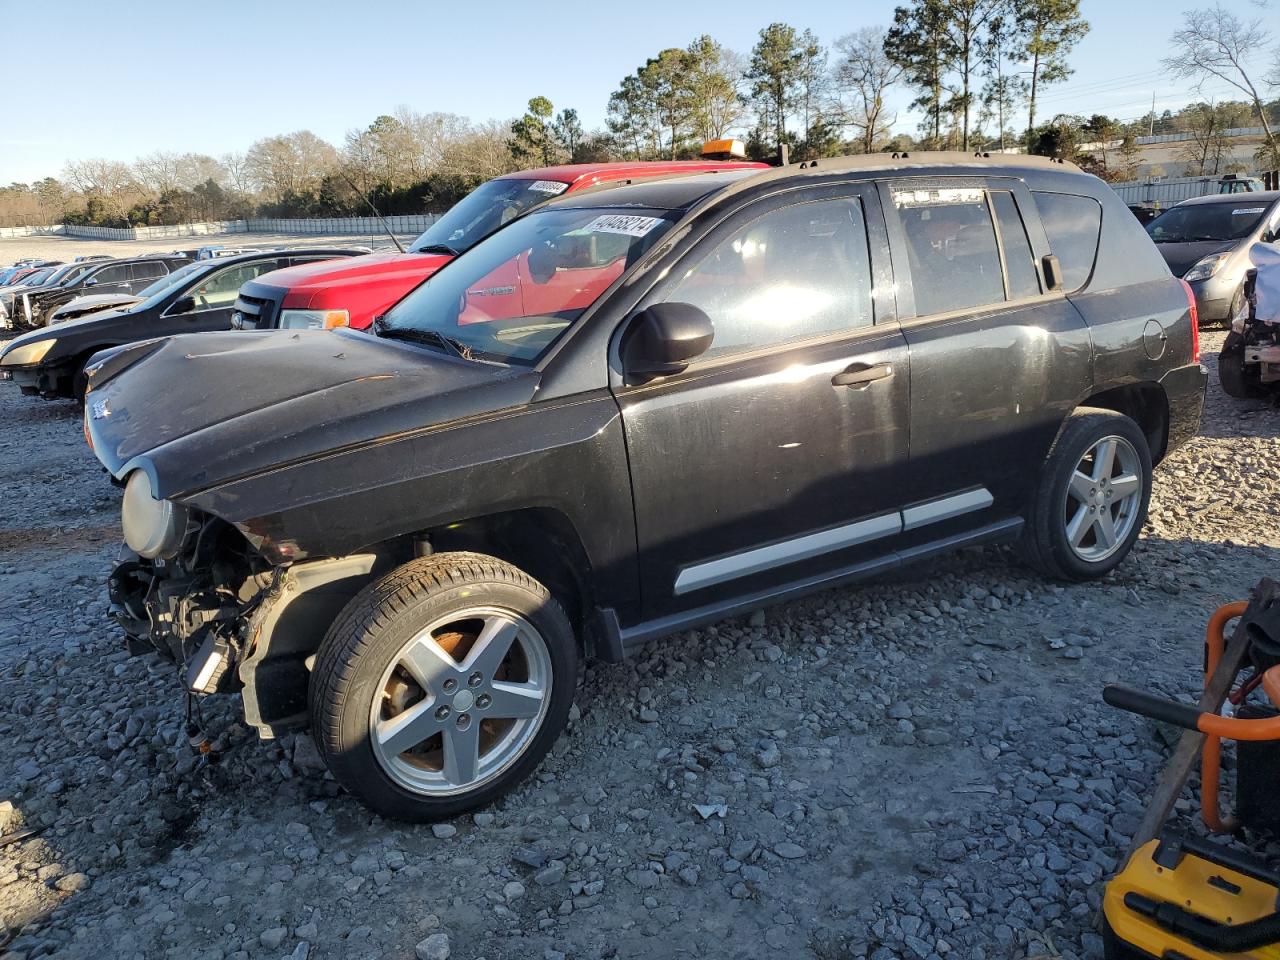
[3,2,1279,228]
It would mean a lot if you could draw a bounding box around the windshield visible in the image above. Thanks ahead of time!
[59,263,98,286]
[131,261,213,311]
[18,267,55,286]
[408,178,571,255]
[1147,202,1272,243]
[136,261,204,301]
[382,205,676,365]
[37,263,78,287]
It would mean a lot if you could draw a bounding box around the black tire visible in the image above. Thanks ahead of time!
[1226,283,1246,328]
[1218,335,1265,399]
[1019,407,1153,582]
[309,552,576,822]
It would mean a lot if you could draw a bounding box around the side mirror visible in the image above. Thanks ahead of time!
[528,242,559,284]
[169,295,196,315]
[1041,253,1064,292]
[622,302,714,381]
[84,277,98,287]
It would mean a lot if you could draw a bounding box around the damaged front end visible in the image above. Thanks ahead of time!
[108,484,385,738]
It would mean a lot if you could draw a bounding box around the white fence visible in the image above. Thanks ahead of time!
[245,215,437,234]
[1111,173,1263,204]
[0,214,438,241]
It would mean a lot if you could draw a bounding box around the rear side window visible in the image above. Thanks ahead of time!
[130,261,167,281]
[1032,191,1101,292]
[990,191,1041,300]
[893,185,1004,315]
[91,264,130,284]
[667,196,874,359]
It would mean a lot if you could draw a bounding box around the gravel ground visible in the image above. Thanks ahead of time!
[1,329,1278,960]
[0,232,414,265]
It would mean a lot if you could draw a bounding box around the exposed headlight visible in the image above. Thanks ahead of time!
[1184,253,1231,282]
[121,470,189,559]
[279,308,350,330]
[1,338,56,366]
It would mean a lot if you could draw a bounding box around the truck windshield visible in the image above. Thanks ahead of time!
[1148,202,1271,243]
[381,205,675,365]
[408,178,571,255]
[136,262,204,303]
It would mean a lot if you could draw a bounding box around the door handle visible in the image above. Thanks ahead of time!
[831,362,894,388]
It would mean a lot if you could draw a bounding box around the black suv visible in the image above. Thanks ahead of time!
[1,248,365,401]
[84,153,1206,820]
[16,255,190,330]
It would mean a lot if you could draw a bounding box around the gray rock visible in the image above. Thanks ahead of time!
[259,927,287,950]
[415,933,451,960]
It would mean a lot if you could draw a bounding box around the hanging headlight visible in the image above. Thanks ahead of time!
[121,470,189,559]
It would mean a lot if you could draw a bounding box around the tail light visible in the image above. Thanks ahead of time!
[1179,279,1200,363]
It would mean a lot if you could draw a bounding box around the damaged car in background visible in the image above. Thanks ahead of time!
[83,153,1204,821]
[1,248,364,400]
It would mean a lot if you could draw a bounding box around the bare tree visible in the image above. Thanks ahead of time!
[61,158,139,220]
[834,27,904,153]
[1178,102,1232,174]
[1165,4,1279,167]
[220,151,253,195]
[244,131,339,202]
[440,120,520,181]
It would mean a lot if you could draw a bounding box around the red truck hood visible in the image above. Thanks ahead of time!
[263,250,453,311]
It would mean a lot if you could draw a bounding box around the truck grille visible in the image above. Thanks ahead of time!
[232,289,282,330]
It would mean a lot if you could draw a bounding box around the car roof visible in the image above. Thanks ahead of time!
[1173,190,1280,207]
[497,159,767,187]
[550,169,763,212]
[548,151,1094,213]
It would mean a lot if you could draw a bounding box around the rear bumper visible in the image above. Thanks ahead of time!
[1159,362,1208,458]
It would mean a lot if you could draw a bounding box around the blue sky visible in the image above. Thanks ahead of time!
[1,0,1269,183]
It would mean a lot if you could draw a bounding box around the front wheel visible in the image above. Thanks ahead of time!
[1020,408,1152,582]
[309,552,577,821]
[1219,333,1265,399]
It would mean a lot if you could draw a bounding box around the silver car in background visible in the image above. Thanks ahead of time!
[1147,191,1280,322]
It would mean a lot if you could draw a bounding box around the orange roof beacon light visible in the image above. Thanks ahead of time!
[700,138,748,161]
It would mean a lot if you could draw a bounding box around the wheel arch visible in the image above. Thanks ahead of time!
[1075,381,1170,463]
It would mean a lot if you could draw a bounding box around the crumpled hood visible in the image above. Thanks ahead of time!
[51,292,140,320]
[1154,239,1236,277]
[86,328,538,499]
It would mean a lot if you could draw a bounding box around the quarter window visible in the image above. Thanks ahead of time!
[1032,191,1102,292]
[665,197,874,359]
[990,191,1041,300]
[894,184,1004,316]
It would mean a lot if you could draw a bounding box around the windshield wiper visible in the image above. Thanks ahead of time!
[373,318,471,359]
[414,243,461,256]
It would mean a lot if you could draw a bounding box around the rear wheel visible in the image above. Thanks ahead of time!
[1020,408,1152,581]
[309,552,576,821]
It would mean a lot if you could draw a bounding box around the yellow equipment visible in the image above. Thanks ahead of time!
[1103,835,1280,959]
[1101,583,1280,960]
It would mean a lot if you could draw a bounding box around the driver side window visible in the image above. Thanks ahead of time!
[189,261,278,311]
[664,197,874,360]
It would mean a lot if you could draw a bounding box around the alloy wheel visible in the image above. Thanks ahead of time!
[369,607,551,796]
[1063,435,1144,563]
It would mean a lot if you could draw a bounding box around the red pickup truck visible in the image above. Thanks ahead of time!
[231,153,766,331]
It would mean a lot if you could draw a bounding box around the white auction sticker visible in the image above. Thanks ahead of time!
[1233,207,1266,215]
[583,214,664,237]
[528,180,569,194]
